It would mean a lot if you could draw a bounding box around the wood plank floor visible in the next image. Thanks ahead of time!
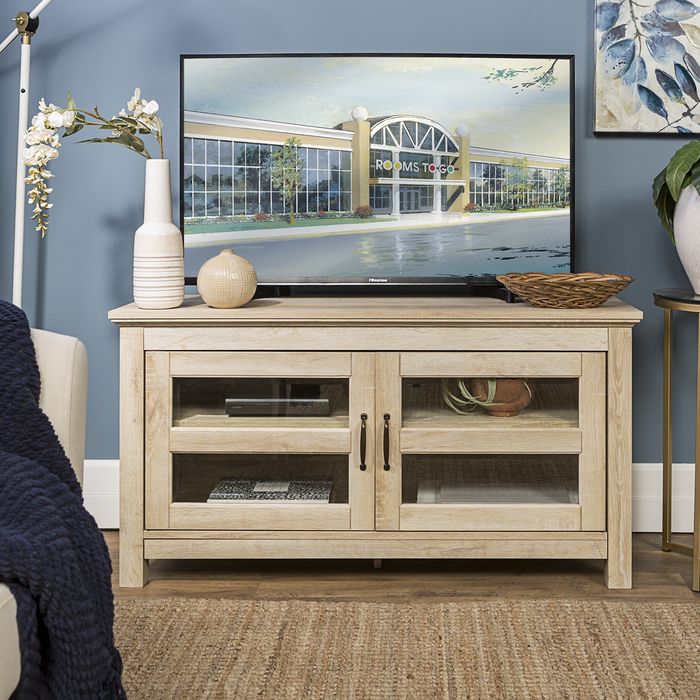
[106,532,699,602]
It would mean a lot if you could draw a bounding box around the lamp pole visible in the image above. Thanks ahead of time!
[1,0,55,308]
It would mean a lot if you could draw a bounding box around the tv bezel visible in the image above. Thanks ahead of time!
[180,53,575,291]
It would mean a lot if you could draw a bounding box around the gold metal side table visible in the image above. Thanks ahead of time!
[654,289,700,591]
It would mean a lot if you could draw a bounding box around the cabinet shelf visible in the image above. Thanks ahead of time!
[173,412,350,429]
[169,502,351,530]
[399,503,582,531]
[170,426,351,453]
[402,406,578,430]
[400,426,581,454]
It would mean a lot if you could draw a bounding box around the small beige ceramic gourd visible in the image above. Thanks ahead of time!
[197,248,257,308]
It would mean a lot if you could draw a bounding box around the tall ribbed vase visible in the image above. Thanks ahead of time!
[133,159,184,309]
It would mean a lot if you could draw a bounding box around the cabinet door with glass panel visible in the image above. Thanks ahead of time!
[145,351,375,531]
[375,352,606,532]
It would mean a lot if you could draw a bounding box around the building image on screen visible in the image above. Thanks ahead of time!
[182,55,572,284]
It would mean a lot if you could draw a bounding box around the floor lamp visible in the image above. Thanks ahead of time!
[1,0,55,308]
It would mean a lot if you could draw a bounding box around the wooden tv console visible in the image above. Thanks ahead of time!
[109,295,642,588]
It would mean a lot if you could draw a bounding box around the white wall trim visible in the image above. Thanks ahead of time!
[632,463,695,533]
[83,459,119,529]
[81,460,694,533]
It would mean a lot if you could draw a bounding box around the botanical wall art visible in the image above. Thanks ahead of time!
[595,0,700,133]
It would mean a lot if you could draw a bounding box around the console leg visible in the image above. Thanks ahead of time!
[605,328,633,589]
[118,327,149,588]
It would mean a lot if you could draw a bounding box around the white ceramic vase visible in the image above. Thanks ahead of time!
[133,159,184,309]
[674,185,700,296]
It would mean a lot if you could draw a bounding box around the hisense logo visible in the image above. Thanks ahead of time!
[368,277,388,283]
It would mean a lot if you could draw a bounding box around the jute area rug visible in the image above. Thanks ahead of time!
[115,598,700,699]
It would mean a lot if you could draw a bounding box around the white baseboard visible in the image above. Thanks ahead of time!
[83,459,119,529]
[81,460,695,533]
[632,463,695,533]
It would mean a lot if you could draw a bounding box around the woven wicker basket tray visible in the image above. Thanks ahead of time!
[496,272,633,309]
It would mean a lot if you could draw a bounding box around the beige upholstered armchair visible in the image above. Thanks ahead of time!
[0,329,87,699]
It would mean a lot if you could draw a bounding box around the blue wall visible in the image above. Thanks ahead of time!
[0,0,695,460]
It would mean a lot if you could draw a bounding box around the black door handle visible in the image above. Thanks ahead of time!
[383,413,391,471]
[359,413,367,471]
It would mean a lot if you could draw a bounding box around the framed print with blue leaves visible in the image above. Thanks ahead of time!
[595,0,700,134]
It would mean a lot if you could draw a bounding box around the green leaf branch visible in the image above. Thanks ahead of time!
[23,88,164,236]
[483,59,560,93]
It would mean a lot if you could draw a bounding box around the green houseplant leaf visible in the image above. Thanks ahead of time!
[690,160,700,193]
[653,167,668,203]
[653,142,700,246]
[655,181,676,243]
[76,133,148,157]
[665,140,700,199]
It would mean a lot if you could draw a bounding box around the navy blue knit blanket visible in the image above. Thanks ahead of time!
[0,301,124,698]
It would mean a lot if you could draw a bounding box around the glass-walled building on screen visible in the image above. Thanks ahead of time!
[183,110,570,221]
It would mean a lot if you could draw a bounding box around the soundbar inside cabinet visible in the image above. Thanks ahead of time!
[109,296,641,589]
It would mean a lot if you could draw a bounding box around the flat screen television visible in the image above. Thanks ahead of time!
[180,54,574,290]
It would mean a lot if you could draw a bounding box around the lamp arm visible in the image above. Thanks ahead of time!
[0,0,54,54]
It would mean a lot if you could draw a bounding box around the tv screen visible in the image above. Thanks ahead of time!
[181,54,573,287]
